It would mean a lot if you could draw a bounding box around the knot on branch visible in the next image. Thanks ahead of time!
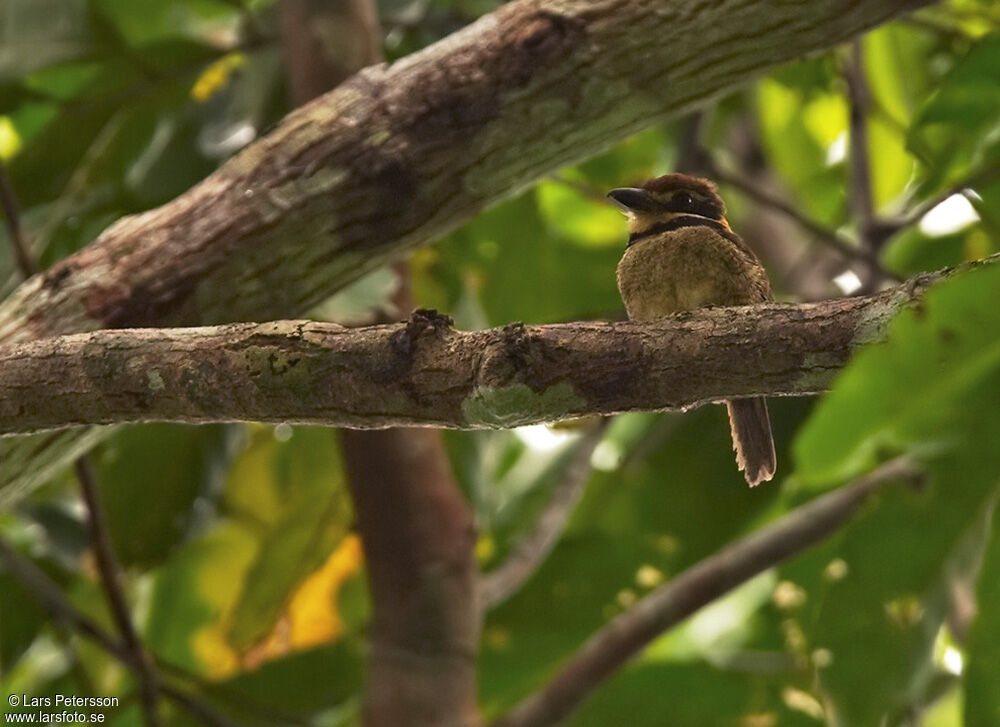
[391,307,454,363]
[478,322,533,386]
[394,308,454,356]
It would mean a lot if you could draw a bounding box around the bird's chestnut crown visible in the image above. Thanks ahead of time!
[608,173,726,226]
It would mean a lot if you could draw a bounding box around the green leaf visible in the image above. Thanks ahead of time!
[909,33,1000,180]
[567,661,816,727]
[787,261,1000,724]
[480,533,677,715]
[430,193,625,325]
[481,400,813,714]
[96,423,236,567]
[869,115,916,210]
[793,261,1000,487]
[92,0,245,48]
[882,228,970,277]
[755,76,846,224]
[864,24,937,125]
[219,643,364,717]
[146,522,258,673]
[0,572,47,668]
[0,0,92,82]
[535,181,624,248]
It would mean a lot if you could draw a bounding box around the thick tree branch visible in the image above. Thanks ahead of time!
[491,456,924,727]
[0,0,931,342]
[342,428,480,727]
[0,258,991,443]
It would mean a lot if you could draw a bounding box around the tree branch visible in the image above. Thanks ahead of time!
[491,456,924,727]
[845,40,877,253]
[0,0,932,342]
[75,459,163,727]
[703,158,901,282]
[0,257,989,443]
[0,160,37,278]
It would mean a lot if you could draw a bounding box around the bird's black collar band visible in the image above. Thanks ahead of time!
[627,215,727,247]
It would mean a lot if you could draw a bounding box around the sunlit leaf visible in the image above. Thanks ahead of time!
[224,427,352,652]
[535,180,623,248]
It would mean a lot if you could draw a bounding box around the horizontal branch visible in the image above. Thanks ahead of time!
[492,456,924,727]
[0,259,989,436]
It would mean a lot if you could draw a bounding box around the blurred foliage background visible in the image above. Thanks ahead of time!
[2,1,1000,726]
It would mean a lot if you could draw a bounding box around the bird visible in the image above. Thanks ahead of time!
[609,173,776,487]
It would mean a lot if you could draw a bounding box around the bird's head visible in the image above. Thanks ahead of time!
[608,173,729,237]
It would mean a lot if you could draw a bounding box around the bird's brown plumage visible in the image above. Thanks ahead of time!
[612,173,776,486]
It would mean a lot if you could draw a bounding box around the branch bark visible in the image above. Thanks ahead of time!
[0,257,990,446]
[491,456,924,727]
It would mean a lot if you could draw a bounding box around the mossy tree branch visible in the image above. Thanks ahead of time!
[0,259,989,444]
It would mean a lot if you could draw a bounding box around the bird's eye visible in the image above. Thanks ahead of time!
[673,192,695,208]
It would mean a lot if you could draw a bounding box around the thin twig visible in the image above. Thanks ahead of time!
[0,536,242,727]
[844,40,893,296]
[0,159,37,278]
[0,537,126,655]
[704,159,903,282]
[75,459,163,726]
[890,163,1000,233]
[845,40,877,253]
[491,457,923,727]
[481,420,607,610]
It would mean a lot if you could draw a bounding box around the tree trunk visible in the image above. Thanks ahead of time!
[278,3,480,725]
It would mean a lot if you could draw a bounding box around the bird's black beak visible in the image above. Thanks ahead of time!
[607,187,659,213]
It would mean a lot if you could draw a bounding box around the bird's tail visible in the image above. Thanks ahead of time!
[726,397,776,487]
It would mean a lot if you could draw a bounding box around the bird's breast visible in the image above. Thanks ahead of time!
[616,226,767,321]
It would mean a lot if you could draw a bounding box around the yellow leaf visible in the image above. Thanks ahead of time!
[191,53,245,103]
[241,535,364,668]
[0,117,22,160]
